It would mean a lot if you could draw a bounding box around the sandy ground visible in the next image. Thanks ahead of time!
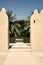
[0,52,9,65]
[31,52,43,65]
[0,43,43,65]
[0,43,30,65]
[4,50,38,65]
[0,51,43,65]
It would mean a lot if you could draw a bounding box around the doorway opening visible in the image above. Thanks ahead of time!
[8,20,30,49]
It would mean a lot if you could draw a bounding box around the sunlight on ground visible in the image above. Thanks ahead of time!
[31,52,43,65]
[3,51,37,65]
[0,48,43,65]
[0,52,8,65]
[0,52,43,65]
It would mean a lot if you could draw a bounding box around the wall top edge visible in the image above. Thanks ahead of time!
[0,8,6,13]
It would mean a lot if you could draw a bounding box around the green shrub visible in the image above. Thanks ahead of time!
[9,37,15,43]
[9,37,30,43]
[23,37,30,43]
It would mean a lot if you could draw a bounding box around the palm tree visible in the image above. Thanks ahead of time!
[9,22,21,37]
[23,11,33,37]
[12,22,21,37]
[6,9,16,37]
[6,10,21,37]
[23,20,30,37]
[6,9,16,23]
[27,11,33,20]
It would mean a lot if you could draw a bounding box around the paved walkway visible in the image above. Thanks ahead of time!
[4,43,38,65]
[0,43,43,65]
[4,51,38,65]
[12,42,30,49]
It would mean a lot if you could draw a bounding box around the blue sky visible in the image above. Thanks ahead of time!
[0,0,43,20]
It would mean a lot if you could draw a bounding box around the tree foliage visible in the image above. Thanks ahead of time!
[6,10,21,37]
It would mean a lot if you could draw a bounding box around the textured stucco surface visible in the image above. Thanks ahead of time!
[0,8,8,52]
[31,10,43,51]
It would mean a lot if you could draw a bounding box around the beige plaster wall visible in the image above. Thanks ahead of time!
[0,8,43,52]
[30,9,43,52]
[0,8,8,52]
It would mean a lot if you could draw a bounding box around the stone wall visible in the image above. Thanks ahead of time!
[0,8,8,52]
[31,9,43,52]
